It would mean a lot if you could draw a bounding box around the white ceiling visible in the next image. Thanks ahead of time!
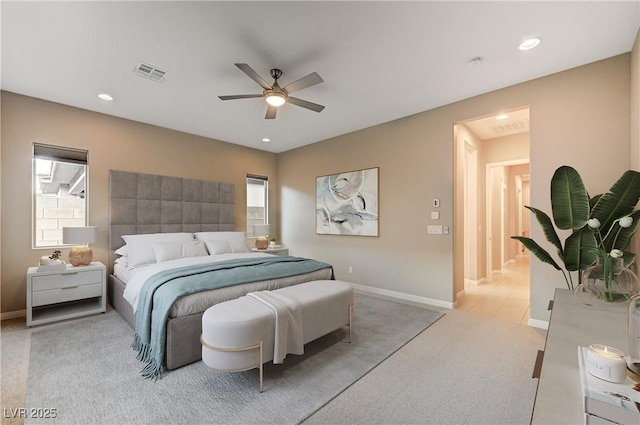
[2,1,639,153]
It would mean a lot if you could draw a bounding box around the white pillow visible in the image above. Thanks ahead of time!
[195,232,251,253]
[115,256,128,267]
[152,241,184,263]
[229,239,251,253]
[115,245,128,257]
[122,233,194,268]
[152,240,209,262]
[204,239,232,255]
[182,240,209,258]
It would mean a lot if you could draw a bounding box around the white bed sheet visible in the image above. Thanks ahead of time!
[120,252,272,313]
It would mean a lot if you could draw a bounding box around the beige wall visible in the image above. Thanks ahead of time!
[1,92,277,315]
[631,30,640,261]
[632,29,639,170]
[278,54,632,323]
[1,53,634,323]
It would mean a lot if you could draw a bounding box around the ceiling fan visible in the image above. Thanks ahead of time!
[219,63,325,119]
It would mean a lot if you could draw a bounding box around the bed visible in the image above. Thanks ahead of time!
[107,170,334,374]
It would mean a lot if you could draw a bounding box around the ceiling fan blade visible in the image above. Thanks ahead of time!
[288,96,325,113]
[283,72,323,94]
[265,104,277,120]
[235,63,272,91]
[218,94,263,100]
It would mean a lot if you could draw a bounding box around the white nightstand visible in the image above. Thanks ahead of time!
[26,261,106,327]
[252,247,289,256]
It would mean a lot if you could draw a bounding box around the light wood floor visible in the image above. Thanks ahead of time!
[456,255,530,325]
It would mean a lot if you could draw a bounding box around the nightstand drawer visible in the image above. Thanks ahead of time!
[32,282,103,307]
[32,270,103,292]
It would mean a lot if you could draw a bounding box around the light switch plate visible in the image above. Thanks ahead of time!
[431,211,440,220]
[428,225,443,234]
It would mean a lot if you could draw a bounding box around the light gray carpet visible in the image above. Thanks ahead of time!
[26,293,443,425]
[303,309,545,425]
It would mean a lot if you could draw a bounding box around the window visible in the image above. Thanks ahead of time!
[246,175,268,237]
[33,143,89,248]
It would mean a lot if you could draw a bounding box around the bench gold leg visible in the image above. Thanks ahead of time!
[200,335,265,392]
[258,340,263,392]
[348,302,355,343]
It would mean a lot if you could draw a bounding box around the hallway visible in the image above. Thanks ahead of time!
[456,255,530,325]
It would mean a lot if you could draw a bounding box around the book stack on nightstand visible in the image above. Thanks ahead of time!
[26,261,106,326]
[252,245,289,256]
[578,346,640,424]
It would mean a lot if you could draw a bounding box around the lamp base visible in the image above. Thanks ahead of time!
[68,245,93,266]
[255,237,268,250]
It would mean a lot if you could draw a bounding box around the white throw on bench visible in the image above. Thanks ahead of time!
[201,280,355,392]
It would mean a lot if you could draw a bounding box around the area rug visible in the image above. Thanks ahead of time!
[26,293,443,425]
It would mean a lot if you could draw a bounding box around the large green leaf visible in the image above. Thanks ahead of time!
[525,206,563,257]
[563,227,597,271]
[551,166,590,231]
[511,236,561,270]
[591,170,640,231]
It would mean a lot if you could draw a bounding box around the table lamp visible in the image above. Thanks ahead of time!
[253,224,270,250]
[63,226,98,266]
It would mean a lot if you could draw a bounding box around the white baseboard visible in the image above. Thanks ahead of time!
[1,309,26,321]
[349,282,454,310]
[528,318,549,330]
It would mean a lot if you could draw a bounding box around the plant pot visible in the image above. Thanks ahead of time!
[575,257,640,304]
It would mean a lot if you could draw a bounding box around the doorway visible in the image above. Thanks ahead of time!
[454,107,531,324]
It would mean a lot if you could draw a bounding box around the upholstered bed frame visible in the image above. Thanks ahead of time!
[107,170,236,370]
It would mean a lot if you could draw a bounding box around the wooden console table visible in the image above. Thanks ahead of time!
[531,288,637,424]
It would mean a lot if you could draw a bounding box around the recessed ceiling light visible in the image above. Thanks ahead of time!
[97,93,114,101]
[496,114,509,120]
[519,38,541,51]
[262,138,271,143]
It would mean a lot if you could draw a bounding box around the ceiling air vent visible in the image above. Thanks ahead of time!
[491,120,529,136]
[134,62,167,83]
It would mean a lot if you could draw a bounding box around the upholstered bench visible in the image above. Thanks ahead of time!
[201,280,355,391]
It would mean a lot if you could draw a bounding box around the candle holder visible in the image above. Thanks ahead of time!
[585,344,627,383]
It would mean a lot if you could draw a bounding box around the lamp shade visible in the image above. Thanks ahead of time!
[63,226,98,245]
[253,224,270,237]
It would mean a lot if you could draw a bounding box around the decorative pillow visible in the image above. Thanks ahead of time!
[114,256,128,267]
[122,233,194,268]
[115,245,128,257]
[195,232,251,253]
[181,240,209,258]
[204,239,232,255]
[152,241,184,263]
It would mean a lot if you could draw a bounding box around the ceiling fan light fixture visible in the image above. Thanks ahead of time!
[265,92,286,107]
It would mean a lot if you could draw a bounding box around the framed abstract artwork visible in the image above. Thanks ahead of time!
[316,167,379,236]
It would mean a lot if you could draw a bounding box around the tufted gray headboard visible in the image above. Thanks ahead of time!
[108,170,235,271]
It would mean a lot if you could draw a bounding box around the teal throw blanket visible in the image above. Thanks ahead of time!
[132,256,334,380]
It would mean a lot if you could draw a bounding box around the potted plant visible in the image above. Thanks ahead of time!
[512,166,640,294]
[49,250,63,264]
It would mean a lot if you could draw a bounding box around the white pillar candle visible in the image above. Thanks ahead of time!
[586,344,627,383]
